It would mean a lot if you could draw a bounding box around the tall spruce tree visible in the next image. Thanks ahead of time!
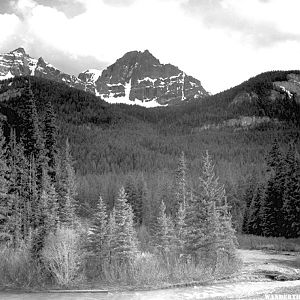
[134,174,146,225]
[185,151,237,265]
[261,140,285,237]
[57,140,77,226]
[106,208,117,261]
[88,196,108,258]
[282,143,300,238]
[7,131,31,243]
[175,201,187,255]
[43,101,58,182]
[0,127,11,242]
[246,185,264,235]
[112,187,138,263]
[20,80,47,187]
[174,152,188,209]
[155,200,176,255]
[242,171,258,233]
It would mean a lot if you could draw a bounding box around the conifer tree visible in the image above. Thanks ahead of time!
[7,131,31,242]
[0,127,11,242]
[112,187,138,263]
[135,175,146,225]
[185,152,237,264]
[242,171,258,233]
[184,189,208,262]
[124,176,138,222]
[282,143,300,238]
[20,81,47,186]
[57,140,77,226]
[106,208,116,260]
[246,185,264,235]
[155,200,176,255]
[29,157,39,229]
[43,101,58,182]
[261,140,285,237]
[175,201,187,254]
[88,196,108,258]
[174,152,188,208]
[40,168,59,232]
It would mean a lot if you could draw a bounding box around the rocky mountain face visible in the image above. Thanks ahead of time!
[88,50,208,106]
[0,48,208,107]
[0,48,85,90]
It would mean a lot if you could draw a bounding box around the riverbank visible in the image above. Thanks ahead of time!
[1,249,299,296]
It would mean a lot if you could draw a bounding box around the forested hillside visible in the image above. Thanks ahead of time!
[0,73,299,232]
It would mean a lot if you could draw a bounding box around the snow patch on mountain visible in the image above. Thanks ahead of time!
[100,79,165,107]
[0,71,14,80]
[0,48,208,107]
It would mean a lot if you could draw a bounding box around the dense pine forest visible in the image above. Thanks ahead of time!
[0,81,238,286]
[0,72,299,287]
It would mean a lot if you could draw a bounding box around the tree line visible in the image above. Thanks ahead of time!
[87,151,238,270]
[243,139,300,238]
[0,82,77,262]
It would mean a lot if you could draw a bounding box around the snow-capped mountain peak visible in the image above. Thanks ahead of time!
[0,48,209,107]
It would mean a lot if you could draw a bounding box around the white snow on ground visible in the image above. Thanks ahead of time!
[0,71,14,80]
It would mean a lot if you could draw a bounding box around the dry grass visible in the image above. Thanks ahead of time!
[238,234,300,252]
[87,250,241,287]
[0,242,43,288]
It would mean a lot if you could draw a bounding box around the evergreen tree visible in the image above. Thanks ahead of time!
[57,140,77,226]
[112,187,138,263]
[43,101,58,182]
[185,151,237,265]
[246,185,264,235]
[20,81,47,186]
[282,143,300,238]
[155,200,176,255]
[174,152,188,212]
[135,174,146,225]
[184,188,209,262]
[0,127,12,242]
[242,171,258,233]
[88,195,108,258]
[261,140,285,237]
[40,168,59,232]
[7,131,31,243]
[106,208,116,260]
[175,201,187,254]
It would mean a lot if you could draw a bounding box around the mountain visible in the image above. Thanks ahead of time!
[0,48,208,106]
[82,50,208,106]
[0,48,86,90]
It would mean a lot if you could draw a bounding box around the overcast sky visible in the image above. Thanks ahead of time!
[1,0,300,94]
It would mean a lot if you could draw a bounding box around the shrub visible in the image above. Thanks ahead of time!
[41,227,85,287]
[238,234,300,252]
[0,242,42,287]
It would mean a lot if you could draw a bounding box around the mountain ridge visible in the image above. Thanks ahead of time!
[0,47,208,107]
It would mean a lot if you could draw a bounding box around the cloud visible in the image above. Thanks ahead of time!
[34,0,86,18]
[182,0,300,46]
[103,0,136,7]
[1,0,300,94]
[0,0,86,18]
